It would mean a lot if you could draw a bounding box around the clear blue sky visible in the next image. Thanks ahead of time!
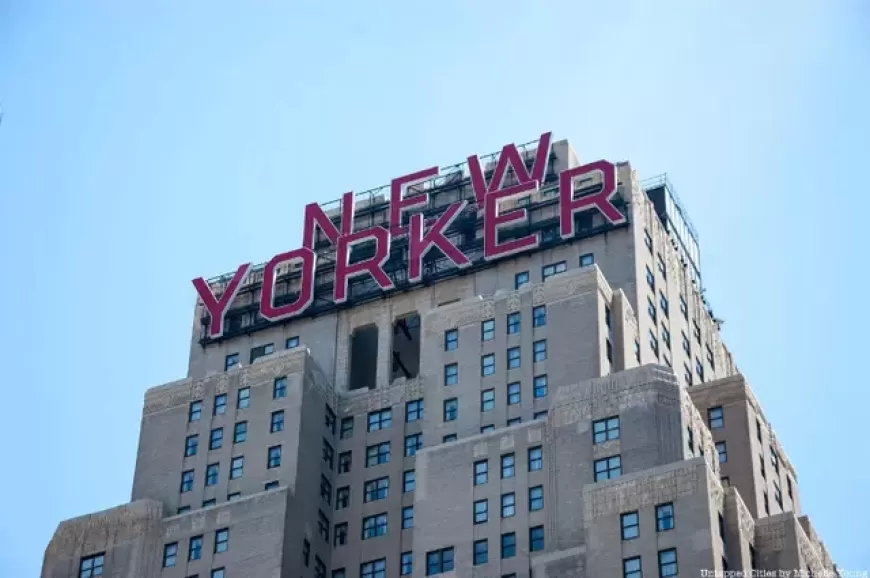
[1,0,867,574]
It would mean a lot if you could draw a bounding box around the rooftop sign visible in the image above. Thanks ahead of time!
[193,132,626,338]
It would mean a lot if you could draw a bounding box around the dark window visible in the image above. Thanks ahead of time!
[336,486,350,509]
[273,377,287,399]
[325,405,336,435]
[507,346,521,369]
[227,493,240,501]
[237,387,250,409]
[534,375,548,398]
[233,421,247,443]
[403,470,416,492]
[338,451,352,473]
[501,532,516,558]
[787,477,793,500]
[593,416,620,443]
[202,498,216,507]
[529,486,544,511]
[580,253,595,267]
[189,535,203,560]
[481,389,495,412]
[764,491,770,515]
[177,506,190,514]
[426,548,454,575]
[442,433,457,443]
[364,477,389,502]
[507,312,521,334]
[320,475,332,505]
[474,499,488,524]
[660,292,669,317]
[774,482,783,508]
[184,435,198,457]
[473,539,488,565]
[534,410,548,420]
[481,354,495,376]
[340,417,354,439]
[214,394,227,415]
[180,470,194,493]
[315,557,326,578]
[230,456,244,479]
[286,335,299,348]
[679,294,688,318]
[443,398,458,421]
[444,363,458,385]
[624,556,642,578]
[533,340,547,362]
[405,433,422,456]
[267,445,282,468]
[402,506,414,529]
[662,325,671,349]
[322,439,334,469]
[502,492,516,517]
[649,329,659,356]
[318,510,329,541]
[594,455,621,481]
[366,442,391,467]
[214,528,229,553]
[270,410,285,433]
[656,502,675,531]
[528,446,543,471]
[533,305,547,327]
[303,538,311,565]
[474,460,488,485]
[334,523,348,546]
[756,419,763,442]
[163,543,178,567]
[224,353,239,370]
[659,548,678,577]
[361,558,386,578]
[646,265,655,289]
[507,382,521,405]
[481,424,495,434]
[719,512,726,540]
[529,526,545,552]
[644,228,653,251]
[79,553,104,578]
[362,513,388,540]
[188,400,202,422]
[657,252,667,278]
[501,453,515,478]
[444,329,458,351]
[621,511,639,540]
[368,408,392,432]
[481,319,495,341]
[250,343,274,363]
[515,271,530,289]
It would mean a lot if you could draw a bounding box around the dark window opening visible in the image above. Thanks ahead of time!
[392,313,420,382]
[350,325,379,391]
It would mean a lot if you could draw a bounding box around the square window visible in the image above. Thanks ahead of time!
[507,346,521,369]
[442,433,457,443]
[403,470,416,493]
[656,503,675,531]
[501,453,515,478]
[184,434,198,457]
[529,486,544,511]
[189,401,202,422]
[708,406,724,429]
[368,408,392,432]
[529,526,545,552]
[443,398,458,421]
[224,353,239,371]
[406,399,424,422]
[233,421,247,444]
[481,389,495,412]
[286,336,299,349]
[533,305,547,327]
[515,271,530,289]
[481,319,495,341]
[340,417,354,439]
[404,433,422,456]
[230,456,244,479]
[163,542,178,567]
[426,548,454,575]
[214,394,227,415]
[273,377,287,399]
[481,354,495,376]
[212,569,225,578]
[659,548,678,577]
[507,382,521,405]
[533,340,547,362]
[507,312,521,334]
[209,427,223,450]
[624,556,642,578]
[501,532,516,558]
[474,460,488,485]
[542,261,567,280]
[215,528,229,553]
[202,498,216,507]
[621,511,639,540]
[528,446,543,471]
[267,445,282,468]
[533,375,548,398]
[237,387,250,409]
[79,553,104,578]
[265,481,279,490]
[361,559,386,578]
[444,329,458,351]
[364,477,389,502]
[473,539,488,565]
[362,513,388,540]
[580,253,594,267]
[593,416,620,443]
[271,410,285,433]
[444,363,459,385]
[206,463,219,486]
[366,442,390,467]
[594,455,621,481]
[474,499,488,524]
[501,492,516,518]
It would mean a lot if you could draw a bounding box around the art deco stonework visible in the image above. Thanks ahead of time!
[43,134,839,578]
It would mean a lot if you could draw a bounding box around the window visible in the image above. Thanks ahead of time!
[224,353,239,370]
[208,427,223,450]
[507,382,521,405]
[657,252,667,277]
[529,526,545,552]
[265,481,279,490]
[325,405,336,435]
[474,460,488,485]
[529,340,547,363]
[634,339,640,363]
[696,357,705,381]
[481,389,495,412]
[515,271,530,289]
[214,394,227,415]
[679,294,688,318]
[315,557,327,578]
[593,416,620,443]
[621,511,639,540]
[340,417,354,439]
[177,506,190,514]
[205,463,219,486]
[368,408,392,432]
[286,335,299,348]
[542,261,566,280]
[774,481,783,508]
[644,228,653,251]
[474,499,488,524]
[270,410,285,433]
[693,320,701,343]
[787,477,793,500]
[443,398,458,421]
[79,553,104,578]
[659,549,678,577]
[645,265,655,289]
[756,419,763,442]
[318,510,330,540]
[580,253,594,267]
[230,456,244,479]
[716,441,727,463]
[507,346,521,369]
[405,433,422,456]
[594,455,621,481]
[534,410,548,420]
[624,556,642,578]
[721,476,730,487]
[336,486,350,509]
[707,407,724,428]
[189,401,202,422]
[533,305,547,327]
[649,330,659,356]
[481,425,495,434]
[250,343,274,363]
[528,446,543,471]
[334,523,348,546]
[212,569,225,578]
[771,447,780,473]
[320,475,332,504]
[267,445,282,468]
[187,534,201,560]
[361,559,386,578]
[507,312,521,334]
[163,542,178,567]
[338,451,352,473]
[529,486,544,510]
[719,512,726,541]
[426,548,454,575]
[501,492,516,517]
[405,399,424,422]
[501,453,515,478]
[202,498,216,508]
[237,387,250,409]
[180,470,194,493]
[764,491,770,515]
[402,506,414,529]
[444,328,458,351]
[662,325,671,350]
[681,331,690,355]
[444,363,458,385]
[687,428,694,454]
[684,363,693,386]
[481,354,495,376]
[233,421,247,444]
[322,439,335,469]
[403,470,416,492]
[364,477,389,502]
[656,503,675,531]
[501,532,516,559]
[362,513,388,539]
[660,292,669,317]
[534,374,548,398]
[214,528,229,553]
[473,539,488,565]
[184,435,198,457]
[273,377,287,399]
[442,433,457,443]
[481,319,495,341]
[366,442,391,466]
[759,454,767,478]
[706,344,715,369]
[398,553,413,577]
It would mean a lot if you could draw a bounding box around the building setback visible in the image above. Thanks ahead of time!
[42,134,839,578]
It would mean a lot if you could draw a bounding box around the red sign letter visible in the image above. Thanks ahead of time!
[333,227,393,304]
[483,181,540,261]
[389,166,439,237]
[468,132,552,205]
[408,200,470,283]
[260,248,317,322]
[559,160,625,239]
[302,191,355,250]
[192,263,251,338]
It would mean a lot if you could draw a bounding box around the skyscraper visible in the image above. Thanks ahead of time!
[42,132,838,578]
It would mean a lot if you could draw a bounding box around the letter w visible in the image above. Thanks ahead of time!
[467,132,552,205]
